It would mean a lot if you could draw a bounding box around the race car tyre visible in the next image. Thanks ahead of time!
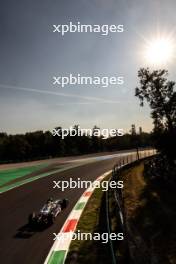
[28,212,36,225]
[62,199,69,209]
[48,214,55,224]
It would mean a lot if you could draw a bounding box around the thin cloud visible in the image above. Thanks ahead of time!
[0,83,119,104]
[55,101,120,106]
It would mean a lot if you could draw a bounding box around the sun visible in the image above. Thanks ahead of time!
[144,37,174,65]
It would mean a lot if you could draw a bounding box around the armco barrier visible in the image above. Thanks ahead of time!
[106,148,157,263]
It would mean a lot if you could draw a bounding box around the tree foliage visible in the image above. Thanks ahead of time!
[0,126,152,164]
[135,68,176,161]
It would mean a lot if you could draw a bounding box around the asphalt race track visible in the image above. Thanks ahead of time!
[0,150,139,264]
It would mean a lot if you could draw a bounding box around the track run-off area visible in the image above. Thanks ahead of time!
[0,149,153,264]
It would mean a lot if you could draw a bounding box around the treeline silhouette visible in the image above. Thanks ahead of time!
[136,68,176,183]
[0,126,152,163]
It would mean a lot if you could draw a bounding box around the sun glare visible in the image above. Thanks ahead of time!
[144,37,174,65]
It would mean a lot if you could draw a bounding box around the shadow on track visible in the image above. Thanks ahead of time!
[14,222,52,239]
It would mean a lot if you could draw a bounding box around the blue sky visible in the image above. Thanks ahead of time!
[0,0,175,134]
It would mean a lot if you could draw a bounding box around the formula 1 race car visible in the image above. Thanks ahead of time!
[28,198,69,226]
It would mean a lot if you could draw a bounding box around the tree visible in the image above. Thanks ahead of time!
[130,124,139,159]
[135,68,176,161]
[130,124,136,135]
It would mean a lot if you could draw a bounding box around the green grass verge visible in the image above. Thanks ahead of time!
[0,164,47,187]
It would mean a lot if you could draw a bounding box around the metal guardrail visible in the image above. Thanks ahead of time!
[106,189,117,264]
[105,148,157,264]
